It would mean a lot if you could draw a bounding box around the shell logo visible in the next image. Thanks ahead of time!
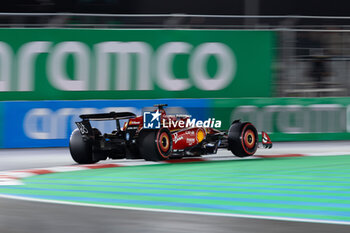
[196,128,206,143]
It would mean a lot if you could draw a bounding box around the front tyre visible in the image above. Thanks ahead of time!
[138,128,173,161]
[69,129,97,164]
[228,121,258,157]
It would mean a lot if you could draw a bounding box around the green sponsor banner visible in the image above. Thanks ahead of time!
[212,97,350,141]
[0,102,3,147]
[0,29,274,100]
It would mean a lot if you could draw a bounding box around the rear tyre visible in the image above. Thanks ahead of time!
[138,128,173,161]
[69,128,98,164]
[228,121,258,157]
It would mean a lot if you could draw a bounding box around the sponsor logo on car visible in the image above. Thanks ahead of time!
[128,121,140,125]
[173,132,184,144]
[185,130,195,135]
[186,138,196,145]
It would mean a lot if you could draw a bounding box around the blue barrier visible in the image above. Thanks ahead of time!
[2,99,209,148]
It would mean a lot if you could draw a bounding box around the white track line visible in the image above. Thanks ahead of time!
[0,194,349,226]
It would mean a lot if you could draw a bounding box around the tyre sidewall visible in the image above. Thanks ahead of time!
[138,128,173,161]
[156,128,173,159]
[69,129,95,164]
[228,122,258,157]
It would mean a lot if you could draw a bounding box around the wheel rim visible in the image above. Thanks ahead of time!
[243,129,256,149]
[159,132,170,153]
[240,123,258,155]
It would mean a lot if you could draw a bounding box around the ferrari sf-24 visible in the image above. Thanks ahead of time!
[69,104,272,163]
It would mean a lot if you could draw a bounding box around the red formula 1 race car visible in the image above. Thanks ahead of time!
[69,104,272,164]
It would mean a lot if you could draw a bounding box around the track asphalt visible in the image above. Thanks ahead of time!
[1,155,350,224]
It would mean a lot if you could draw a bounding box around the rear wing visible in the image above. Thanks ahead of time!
[76,112,136,136]
[80,112,136,121]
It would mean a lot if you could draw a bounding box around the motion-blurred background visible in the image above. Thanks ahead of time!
[0,0,350,148]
